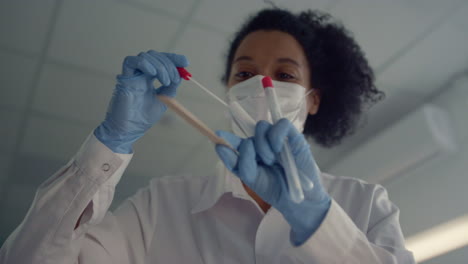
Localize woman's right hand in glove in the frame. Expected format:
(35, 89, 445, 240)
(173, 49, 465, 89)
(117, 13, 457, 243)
(94, 50, 189, 153)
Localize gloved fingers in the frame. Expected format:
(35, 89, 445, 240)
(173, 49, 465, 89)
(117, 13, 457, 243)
(146, 98, 169, 124)
(140, 52, 170, 86)
(237, 138, 257, 185)
(287, 130, 310, 158)
(214, 130, 244, 173)
(266, 118, 297, 153)
(155, 81, 178, 97)
(289, 134, 319, 194)
(267, 119, 317, 189)
(215, 130, 242, 149)
(122, 55, 156, 77)
(215, 144, 238, 172)
(160, 52, 190, 68)
(249, 166, 284, 206)
(149, 51, 181, 84)
(254, 120, 276, 165)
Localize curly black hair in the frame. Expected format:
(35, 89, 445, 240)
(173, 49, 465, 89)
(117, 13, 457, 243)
(222, 8, 385, 148)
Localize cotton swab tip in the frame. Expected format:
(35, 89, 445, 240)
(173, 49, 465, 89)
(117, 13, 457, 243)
(177, 67, 192, 80)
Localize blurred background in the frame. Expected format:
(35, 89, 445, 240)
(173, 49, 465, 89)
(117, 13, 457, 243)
(0, 0, 467, 262)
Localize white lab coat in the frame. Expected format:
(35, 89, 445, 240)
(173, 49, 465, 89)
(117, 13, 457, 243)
(0, 133, 415, 264)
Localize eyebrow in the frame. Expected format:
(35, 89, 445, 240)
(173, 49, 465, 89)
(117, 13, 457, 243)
(233, 56, 300, 67)
(277, 57, 300, 67)
(233, 56, 253, 63)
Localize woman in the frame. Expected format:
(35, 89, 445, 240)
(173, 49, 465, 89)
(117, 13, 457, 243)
(0, 8, 415, 263)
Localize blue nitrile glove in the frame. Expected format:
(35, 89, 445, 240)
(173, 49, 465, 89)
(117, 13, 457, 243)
(94, 50, 189, 153)
(215, 119, 331, 246)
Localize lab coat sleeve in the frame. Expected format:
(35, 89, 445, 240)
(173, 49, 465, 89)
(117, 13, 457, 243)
(286, 188, 415, 263)
(78, 183, 159, 264)
(0, 132, 133, 264)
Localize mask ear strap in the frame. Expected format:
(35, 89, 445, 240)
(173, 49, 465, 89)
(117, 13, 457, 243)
(304, 88, 315, 98)
(296, 88, 315, 108)
(289, 88, 315, 125)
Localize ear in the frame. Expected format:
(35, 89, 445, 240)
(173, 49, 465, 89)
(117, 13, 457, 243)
(307, 89, 321, 115)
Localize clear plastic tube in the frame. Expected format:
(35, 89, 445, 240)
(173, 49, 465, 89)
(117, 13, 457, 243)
(263, 77, 305, 203)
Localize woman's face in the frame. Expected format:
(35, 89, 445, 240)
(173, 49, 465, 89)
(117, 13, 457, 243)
(227, 30, 320, 115)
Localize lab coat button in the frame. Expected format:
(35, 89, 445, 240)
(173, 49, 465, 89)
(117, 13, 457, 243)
(102, 163, 110, 172)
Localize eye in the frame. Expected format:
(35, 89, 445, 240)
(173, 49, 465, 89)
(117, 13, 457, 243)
(277, 72, 295, 80)
(234, 71, 254, 80)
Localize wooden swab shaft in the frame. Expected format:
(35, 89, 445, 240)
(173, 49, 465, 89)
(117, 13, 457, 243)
(157, 95, 236, 152)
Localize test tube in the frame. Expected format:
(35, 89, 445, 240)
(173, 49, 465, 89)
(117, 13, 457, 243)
(262, 76, 305, 203)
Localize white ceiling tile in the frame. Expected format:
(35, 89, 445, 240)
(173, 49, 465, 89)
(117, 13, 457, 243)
(48, 0, 182, 75)
(193, 0, 334, 35)
(1, 183, 32, 208)
(126, 121, 204, 177)
(330, 0, 462, 69)
(7, 153, 68, 188)
(0, 51, 37, 109)
(193, 0, 266, 34)
(0, 198, 30, 243)
(33, 63, 114, 124)
(0, 153, 10, 174)
(448, 2, 468, 34)
(172, 25, 230, 100)
(0, 109, 22, 152)
(0, 0, 56, 54)
(271, 0, 336, 12)
(125, 0, 197, 18)
(2, 183, 36, 216)
(19, 115, 94, 161)
(378, 19, 468, 98)
(0, 154, 12, 194)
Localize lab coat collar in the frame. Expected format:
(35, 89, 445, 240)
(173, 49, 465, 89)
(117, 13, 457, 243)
(191, 162, 251, 214)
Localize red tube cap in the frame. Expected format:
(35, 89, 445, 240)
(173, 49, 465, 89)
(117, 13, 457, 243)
(262, 76, 274, 89)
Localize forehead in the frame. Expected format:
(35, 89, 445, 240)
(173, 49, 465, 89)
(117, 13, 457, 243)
(233, 30, 307, 64)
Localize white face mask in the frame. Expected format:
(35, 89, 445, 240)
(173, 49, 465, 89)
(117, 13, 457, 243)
(227, 75, 313, 137)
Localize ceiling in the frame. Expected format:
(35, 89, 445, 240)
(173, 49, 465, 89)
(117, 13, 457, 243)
(1, 0, 468, 251)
